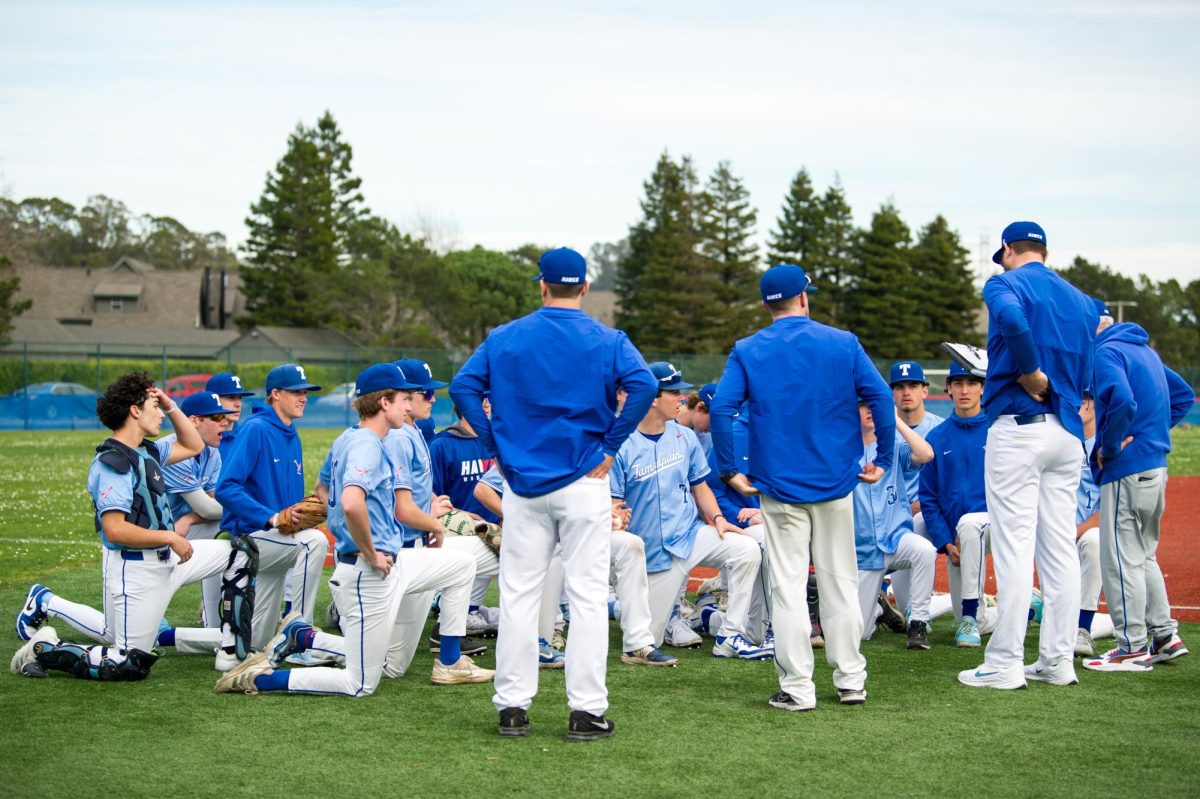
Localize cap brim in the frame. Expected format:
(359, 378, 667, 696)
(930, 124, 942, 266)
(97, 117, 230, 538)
(991, 247, 1003, 265)
(530, 275, 543, 281)
(279, 382, 322, 392)
(422, 380, 449, 390)
(221, 390, 256, 398)
(663, 381, 695, 391)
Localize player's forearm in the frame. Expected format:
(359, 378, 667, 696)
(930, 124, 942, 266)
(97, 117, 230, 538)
(181, 489, 223, 520)
(896, 417, 934, 464)
(341, 488, 377, 558)
(474, 483, 503, 517)
(165, 408, 204, 464)
(102, 513, 181, 548)
(691, 482, 724, 524)
(394, 491, 443, 535)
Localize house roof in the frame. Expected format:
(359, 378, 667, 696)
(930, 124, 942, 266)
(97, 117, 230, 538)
(92, 282, 143, 298)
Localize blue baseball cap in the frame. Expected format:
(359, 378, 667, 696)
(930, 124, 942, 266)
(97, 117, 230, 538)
(265, 363, 322, 393)
(532, 247, 587, 285)
(356, 363, 421, 397)
(394, 358, 449, 390)
(946, 361, 984, 383)
(760, 264, 818, 303)
(181, 391, 227, 417)
(206, 372, 255, 398)
(889, 361, 928, 387)
(992, 221, 1047, 264)
(648, 361, 694, 392)
(1093, 297, 1113, 318)
(698, 383, 717, 407)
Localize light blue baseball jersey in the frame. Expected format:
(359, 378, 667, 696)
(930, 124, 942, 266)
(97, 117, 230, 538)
(903, 412, 944, 503)
(694, 430, 712, 458)
(853, 436, 917, 571)
(158, 432, 222, 521)
(320, 425, 404, 557)
(479, 463, 506, 494)
(1076, 435, 1100, 526)
(611, 421, 711, 573)
(88, 438, 175, 550)
(385, 422, 434, 544)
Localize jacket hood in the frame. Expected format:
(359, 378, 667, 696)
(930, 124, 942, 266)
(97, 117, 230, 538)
(1097, 322, 1149, 347)
(436, 422, 476, 440)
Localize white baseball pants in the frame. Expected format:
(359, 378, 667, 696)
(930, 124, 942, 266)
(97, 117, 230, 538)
(609, 530, 655, 652)
(493, 475, 612, 716)
(983, 415, 1082, 671)
(761, 493, 865, 707)
(857, 531, 936, 639)
(184, 520, 222, 627)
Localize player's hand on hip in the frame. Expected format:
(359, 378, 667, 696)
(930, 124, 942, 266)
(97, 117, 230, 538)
(1017, 369, 1050, 402)
(587, 454, 615, 479)
(170, 534, 193, 564)
(944, 542, 961, 567)
(858, 463, 884, 484)
(372, 551, 393, 578)
(727, 473, 759, 496)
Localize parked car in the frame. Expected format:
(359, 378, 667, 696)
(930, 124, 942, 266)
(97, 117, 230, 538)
(161, 373, 214, 399)
(7, 381, 99, 398)
(317, 382, 356, 407)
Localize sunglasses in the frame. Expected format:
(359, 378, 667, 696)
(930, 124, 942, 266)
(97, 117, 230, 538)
(205, 414, 228, 423)
(418, 389, 436, 402)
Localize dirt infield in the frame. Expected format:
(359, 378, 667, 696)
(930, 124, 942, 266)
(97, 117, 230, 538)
(688, 475, 1200, 622)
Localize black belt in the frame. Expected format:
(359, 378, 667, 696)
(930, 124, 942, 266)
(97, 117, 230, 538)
(337, 550, 397, 565)
(120, 547, 171, 562)
(1015, 414, 1046, 425)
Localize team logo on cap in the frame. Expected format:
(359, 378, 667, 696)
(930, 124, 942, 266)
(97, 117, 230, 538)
(766, 293, 782, 301)
(561, 276, 580, 283)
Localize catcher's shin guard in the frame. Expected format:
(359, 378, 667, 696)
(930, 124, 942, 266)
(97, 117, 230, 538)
(36, 643, 158, 681)
(807, 570, 821, 624)
(221, 534, 259, 659)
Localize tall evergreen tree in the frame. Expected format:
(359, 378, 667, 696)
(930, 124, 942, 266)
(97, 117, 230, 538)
(809, 177, 856, 326)
(842, 202, 923, 358)
(700, 161, 761, 346)
(0, 254, 32, 342)
(910, 215, 979, 352)
(766, 168, 822, 268)
(241, 111, 367, 328)
(616, 152, 719, 353)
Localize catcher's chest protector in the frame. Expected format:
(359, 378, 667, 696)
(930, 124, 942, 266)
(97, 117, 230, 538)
(93, 437, 174, 533)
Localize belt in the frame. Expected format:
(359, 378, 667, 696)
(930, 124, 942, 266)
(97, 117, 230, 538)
(337, 550, 398, 565)
(1014, 414, 1046, 425)
(121, 547, 171, 562)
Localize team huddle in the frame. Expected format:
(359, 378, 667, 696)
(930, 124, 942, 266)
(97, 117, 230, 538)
(9, 222, 1195, 740)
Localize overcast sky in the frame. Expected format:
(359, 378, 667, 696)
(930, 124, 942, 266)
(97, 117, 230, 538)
(2, 1, 1198, 286)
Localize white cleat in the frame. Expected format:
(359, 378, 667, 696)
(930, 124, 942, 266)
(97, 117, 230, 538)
(1024, 659, 1079, 685)
(957, 663, 1027, 690)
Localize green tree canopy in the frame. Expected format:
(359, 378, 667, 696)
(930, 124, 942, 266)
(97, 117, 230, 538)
(0, 253, 32, 342)
(766, 168, 822, 268)
(910, 215, 980, 351)
(842, 202, 923, 358)
(700, 160, 761, 346)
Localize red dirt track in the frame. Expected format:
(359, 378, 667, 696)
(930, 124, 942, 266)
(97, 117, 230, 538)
(688, 475, 1200, 622)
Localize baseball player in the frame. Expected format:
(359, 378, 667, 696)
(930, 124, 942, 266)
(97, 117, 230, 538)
(959, 221, 1097, 690)
(213, 363, 493, 696)
(1074, 390, 1115, 656)
(213, 363, 330, 670)
(378, 358, 500, 677)
(853, 404, 937, 649)
(611, 362, 767, 660)
(451, 246, 658, 742)
(676, 384, 714, 457)
(206, 372, 256, 458)
(1083, 316, 1195, 671)
(711, 264, 895, 711)
(13, 373, 231, 681)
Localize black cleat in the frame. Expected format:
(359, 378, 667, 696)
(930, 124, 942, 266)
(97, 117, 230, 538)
(499, 706, 530, 738)
(768, 690, 814, 712)
(877, 591, 906, 633)
(566, 710, 615, 742)
(428, 624, 488, 656)
(906, 619, 930, 650)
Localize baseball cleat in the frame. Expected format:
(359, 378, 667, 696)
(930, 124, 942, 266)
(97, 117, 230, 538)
(465, 609, 499, 638)
(712, 633, 772, 660)
(956, 616, 982, 648)
(538, 637, 565, 669)
(695, 576, 724, 597)
(1029, 588, 1044, 624)
(906, 620, 931, 650)
(324, 599, 341, 630)
(957, 663, 1027, 690)
(1149, 633, 1188, 664)
(1083, 646, 1153, 672)
(768, 690, 815, 712)
(665, 614, 703, 648)
(285, 650, 339, 667)
(265, 610, 308, 667)
(214, 649, 241, 672)
(566, 710, 615, 742)
(431, 654, 495, 685)
(428, 624, 488, 656)
(15, 584, 52, 641)
(213, 651, 273, 694)
(810, 622, 825, 649)
(1024, 659, 1079, 685)
(1075, 628, 1095, 658)
(876, 591, 906, 633)
(499, 706, 530, 738)
(11, 626, 59, 676)
(551, 629, 566, 650)
(762, 627, 776, 657)
(840, 686, 868, 705)
(620, 644, 678, 667)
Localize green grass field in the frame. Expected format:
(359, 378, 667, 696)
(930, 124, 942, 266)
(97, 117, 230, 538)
(1, 427, 1198, 798)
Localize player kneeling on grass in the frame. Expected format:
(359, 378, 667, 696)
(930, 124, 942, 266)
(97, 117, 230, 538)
(612, 362, 768, 661)
(213, 363, 493, 696)
(12, 373, 232, 681)
(852, 403, 937, 650)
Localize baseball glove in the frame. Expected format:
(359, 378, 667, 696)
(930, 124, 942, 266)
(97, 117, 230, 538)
(439, 510, 478, 537)
(474, 521, 501, 554)
(277, 494, 327, 535)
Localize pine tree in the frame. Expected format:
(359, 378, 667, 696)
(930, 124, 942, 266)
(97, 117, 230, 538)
(809, 177, 856, 327)
(700, 161, 761, 347)
(842, 202, 923, 358)
(766, 168, 822, 268)
(0, 254, 32, 342)
(910, 215, 980, 353)
(241, 111, 368, 328)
